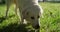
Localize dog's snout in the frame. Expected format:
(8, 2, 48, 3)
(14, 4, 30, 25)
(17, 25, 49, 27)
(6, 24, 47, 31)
(33, 24, 40, 29)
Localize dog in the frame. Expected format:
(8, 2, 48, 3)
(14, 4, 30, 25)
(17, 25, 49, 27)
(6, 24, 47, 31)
(5, 0, 43, 31)
(17, 0, 43, 30)
(5, 0, 18, 17)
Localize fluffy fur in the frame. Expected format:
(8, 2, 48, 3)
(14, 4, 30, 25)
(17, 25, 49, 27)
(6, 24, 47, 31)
(17, 0, 43, 28)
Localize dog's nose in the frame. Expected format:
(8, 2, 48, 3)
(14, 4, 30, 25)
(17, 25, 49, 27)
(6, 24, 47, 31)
(33, 24, 40, 29)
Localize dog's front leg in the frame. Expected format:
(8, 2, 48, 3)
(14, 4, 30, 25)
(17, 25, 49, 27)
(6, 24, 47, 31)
(14, 0, 18, 16)
(5, 0, 11, 18)
(20, 13, 24, 24)
(18, 8, 24, 24)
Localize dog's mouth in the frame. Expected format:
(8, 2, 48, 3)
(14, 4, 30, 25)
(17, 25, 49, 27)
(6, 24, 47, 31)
(33, 24, 40, 29)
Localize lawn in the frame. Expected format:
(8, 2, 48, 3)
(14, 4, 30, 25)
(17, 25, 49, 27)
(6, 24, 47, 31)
(0, 2, 60, 32)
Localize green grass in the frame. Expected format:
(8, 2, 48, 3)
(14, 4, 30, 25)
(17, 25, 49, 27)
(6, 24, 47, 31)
(0, 2, 60, 32)
(40, 2, 60, 32)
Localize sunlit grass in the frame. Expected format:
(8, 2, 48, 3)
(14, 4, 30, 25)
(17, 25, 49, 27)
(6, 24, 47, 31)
(39, 2, 60, 32)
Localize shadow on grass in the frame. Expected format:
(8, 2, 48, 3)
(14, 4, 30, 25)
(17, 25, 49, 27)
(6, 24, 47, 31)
(0, 23, 34, 32)
(0, 15, 15, 23)
(0, 15, 35, 32)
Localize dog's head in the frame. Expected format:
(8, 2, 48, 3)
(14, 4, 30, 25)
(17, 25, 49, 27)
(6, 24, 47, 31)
(24, 5, 43, 29)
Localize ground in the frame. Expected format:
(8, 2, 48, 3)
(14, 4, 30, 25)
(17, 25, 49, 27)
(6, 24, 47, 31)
(0, 2, 60, 32)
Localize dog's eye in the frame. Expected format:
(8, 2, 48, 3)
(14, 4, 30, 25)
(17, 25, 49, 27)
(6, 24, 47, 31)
(31, 17, 34, 19)
(38, 16, 40, 18)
